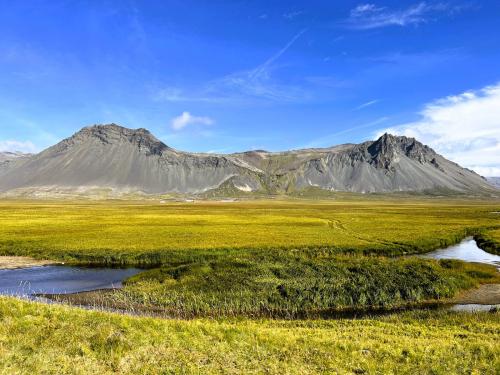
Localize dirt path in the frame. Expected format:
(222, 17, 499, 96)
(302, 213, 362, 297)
(0, 256, 56, 269)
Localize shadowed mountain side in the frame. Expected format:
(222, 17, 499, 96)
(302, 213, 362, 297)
(487, 177, 500, 189)
(0, 124, 496, 196)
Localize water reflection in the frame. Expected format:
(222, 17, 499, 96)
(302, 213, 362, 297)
(420, 237, 500, 269)
(0, 266, 140, 296)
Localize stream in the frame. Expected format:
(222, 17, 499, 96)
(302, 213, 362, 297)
(0, 237, 498, 313)
(0, 266, 140, 297)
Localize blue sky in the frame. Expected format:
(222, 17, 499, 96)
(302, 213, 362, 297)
(0, 1, 499, 175)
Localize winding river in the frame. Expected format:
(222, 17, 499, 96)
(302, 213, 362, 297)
(420, 237, 500, 269)
(0, 237, 498, 312)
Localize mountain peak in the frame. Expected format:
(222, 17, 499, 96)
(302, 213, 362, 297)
(369, 133, 436, 162)
(1, 125, 493, 195)
(78, 123, 154, 138)
(51, 124, 170, 156)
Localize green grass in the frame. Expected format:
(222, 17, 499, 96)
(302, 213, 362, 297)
(0, 199, 499, 265)
(2, 199, 499, 315)
(0, 297, 498, 374)
(475, 228, 500, 255)
(53, 256, 495, 318)
(1, 199, 499, 372)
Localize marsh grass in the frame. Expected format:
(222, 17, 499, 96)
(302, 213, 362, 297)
(475, 229, 500, 255)
(0, 296, 499, 374)
(1, 199, 499, 317)
(0, 199, 499, 266)
(43, 256, 499, 319)
(1, 199, 499, 373)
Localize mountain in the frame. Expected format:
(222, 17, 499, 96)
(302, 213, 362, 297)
(0, 151, 32, 176)
(0, 151, 31, 162)
(0, 124, 496, 196)
(487, 177, 500, 189)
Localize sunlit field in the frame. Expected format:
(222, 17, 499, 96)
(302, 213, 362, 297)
(1, 198, 499, 316)
(0, 199, 498, 265)
(1, 198, 499, 373)
(0, 297, 499, 374)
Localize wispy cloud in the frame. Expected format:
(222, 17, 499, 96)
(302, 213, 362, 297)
(345, 2, 463, 29)
(154, 88, 229, 104)
(300, 117, 389, 149)
(283, 10, 304, 20)
(355, 99, 380, 110)
(171, 111, 214, 131)
(0, 140, 38, 153)
(376, 82, 500, 177)
(206, 28, 308, 102)
(154, 29, 308, 104)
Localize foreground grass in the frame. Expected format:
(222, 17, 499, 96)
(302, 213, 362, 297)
(0, 199, 499, 265)
(0, 297, 498, 374)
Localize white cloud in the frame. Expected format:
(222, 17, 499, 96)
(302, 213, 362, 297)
(170, 112, 214, 131)
(346, 2, 460, 29)
(154, 29, 308, 104)
(355, 99, 380, 110)
(376, 83, 500, 177)
(0, 140, 37, 153)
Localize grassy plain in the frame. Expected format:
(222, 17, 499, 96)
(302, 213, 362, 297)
(0, 198, 499, 265)
(0, 297, 499, 374)
(1, 198, 499, 314)
(0, 198, 499, 373)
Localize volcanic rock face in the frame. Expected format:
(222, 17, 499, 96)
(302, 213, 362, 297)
(0, 124, 495, 195)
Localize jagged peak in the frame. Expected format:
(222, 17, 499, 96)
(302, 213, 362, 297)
(77, 123, 156, 139)
(370, 133, 436, 158)
(47, 123, 171, 156)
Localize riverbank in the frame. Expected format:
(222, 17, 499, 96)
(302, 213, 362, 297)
(2, 236, 499, 318)
(452, 284, 500, 305)
(31, 256, 499, 319)
(0, 256, 57, 269)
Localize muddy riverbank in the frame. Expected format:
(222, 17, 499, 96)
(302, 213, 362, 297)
(0, 256, 58, 270)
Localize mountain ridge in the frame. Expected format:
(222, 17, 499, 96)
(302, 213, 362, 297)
(0, 124, 496, 197)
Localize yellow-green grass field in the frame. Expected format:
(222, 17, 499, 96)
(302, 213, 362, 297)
(0, 297, 499, 374)
(1, 199, 499, 373)
(0, 199, 498, 264)
(1, 198, 499, 315)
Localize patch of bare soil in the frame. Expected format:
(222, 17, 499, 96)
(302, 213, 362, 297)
(0, 256, 56, 269)
(451, 284, 500, 304)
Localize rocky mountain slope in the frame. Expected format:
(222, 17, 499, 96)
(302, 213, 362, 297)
(0, 124, 496, 196)
(487, 177, 500, 189)
(0, 151, 32, 176)
(0, 151, 31, 162)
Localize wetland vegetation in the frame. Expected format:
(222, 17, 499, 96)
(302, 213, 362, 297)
(0, 198, 499, 265)
(0, 198, 499, 373)
(0, 297, 499, 374)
